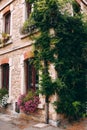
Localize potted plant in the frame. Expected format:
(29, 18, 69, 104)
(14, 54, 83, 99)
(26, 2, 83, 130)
(0, 88, 8, 108)
(17, 90, 40, 114)
(20, 17, 36, 35)
(1, 33, 10, 43)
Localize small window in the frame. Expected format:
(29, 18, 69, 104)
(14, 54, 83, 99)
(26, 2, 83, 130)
(1, 64, 9, 90)
(25, 59, 38, 92)
(26, 2, 31, 19)
(4, 11, 11, 34)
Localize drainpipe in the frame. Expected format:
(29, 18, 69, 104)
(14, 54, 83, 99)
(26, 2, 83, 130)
(44, 60, 49, 124)
(45, 96, 49, 124)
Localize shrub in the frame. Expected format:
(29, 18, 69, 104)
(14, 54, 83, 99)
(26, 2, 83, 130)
(53, 78, 86, 120)
(0, 88, 8, 107)
(17, 90, 40, 114)
(20, 17, 36, 34)
(0, 88, 8, 100)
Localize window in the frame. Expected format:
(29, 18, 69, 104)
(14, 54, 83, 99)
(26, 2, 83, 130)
(25, 59, 38, 92)
(26, 2, 31, 19)
(1, 64, 9, 90)
(4, 11, 11, 34)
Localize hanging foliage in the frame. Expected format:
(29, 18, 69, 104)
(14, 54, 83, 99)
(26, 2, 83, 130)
(26, 0, 87, 121)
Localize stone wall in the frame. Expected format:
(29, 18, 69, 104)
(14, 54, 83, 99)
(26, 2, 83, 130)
(0, 0, 35, 107)
(0, 0, 87, 125)
(0, 0, 62, 125)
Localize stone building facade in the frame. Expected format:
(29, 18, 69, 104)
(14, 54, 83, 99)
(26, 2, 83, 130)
(0, 0, 58, 125)
(0, 0, 87, 126)
(76, 0, 87, 12)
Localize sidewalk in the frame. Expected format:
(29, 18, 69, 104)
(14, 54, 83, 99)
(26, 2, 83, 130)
(0, 113, 87, 130)
(0, 113, 64, 130)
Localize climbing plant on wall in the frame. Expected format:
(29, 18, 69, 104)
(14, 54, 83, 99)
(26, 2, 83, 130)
(26, 0, 60, 124)
(54, 0, 87, 120)
(26, 0, 87, 121)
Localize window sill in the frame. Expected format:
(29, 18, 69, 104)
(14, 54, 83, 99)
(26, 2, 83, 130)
(20, 29, 39, 39)
(5, 38, 13, 45)
(0, 0, 14, 11)
(0, 38, 13, 48)
(7, 97, 12, 104)
(38, 103, 44, 109)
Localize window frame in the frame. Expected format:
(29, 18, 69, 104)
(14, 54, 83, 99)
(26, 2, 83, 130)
(4, 11, 11, 34)
(26, 1, 32, 19)
(25, 58, 39, 92)
(1, 64, 9, 90)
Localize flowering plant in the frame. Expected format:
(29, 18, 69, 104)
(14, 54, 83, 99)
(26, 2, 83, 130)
(0, 88, 8, 107)
(0, 94, 9, 107)
(17, 90, 40, 114)
(1, 33, 10, 43)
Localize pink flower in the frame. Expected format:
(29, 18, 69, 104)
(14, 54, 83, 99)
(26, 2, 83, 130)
(17, 93, 40, 114)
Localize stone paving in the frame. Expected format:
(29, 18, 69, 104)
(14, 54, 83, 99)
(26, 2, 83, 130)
(0, 113, 87, 130)
(0, 114, 64, 130)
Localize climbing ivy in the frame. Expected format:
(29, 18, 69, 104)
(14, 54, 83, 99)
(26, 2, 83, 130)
(26, 0, 87, 121)
(26, 0, 60, 124)
(54, 2, 87, 120)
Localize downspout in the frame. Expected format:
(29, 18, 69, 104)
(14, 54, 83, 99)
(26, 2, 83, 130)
(44, 60, 49, 124)
(45, 95, 49, 124)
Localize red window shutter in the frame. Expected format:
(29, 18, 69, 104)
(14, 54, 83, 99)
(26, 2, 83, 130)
(32, 65, 36, 91)
(2, 66, 4, 88)
(6, 65, 9, 90)
(25, 59, 38, 92)
(2, 64, 9, 90)
(25, 61, 28, 92)
(25, 60, 32, 92)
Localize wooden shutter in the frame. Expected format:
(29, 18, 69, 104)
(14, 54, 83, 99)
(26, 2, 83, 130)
(32, 65, 36, 90)
(26, 60, 32, 92)
(25, 61, 28, 92)
(25, 59, 37, 92)
(2, 64, 9, 90)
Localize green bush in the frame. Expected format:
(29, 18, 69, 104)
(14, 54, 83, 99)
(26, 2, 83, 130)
(23, 90, 35, 102)
(0, 88, 8, 100)
(17, 90, 40, 113)
(26, 0, 87, 121)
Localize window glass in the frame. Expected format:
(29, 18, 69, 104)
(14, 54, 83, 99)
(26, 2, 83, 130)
(26, 2, 31, 19)
(25, 59, 38, 92)
(1, 64, 9, 90)
(4, 12, 11, 34)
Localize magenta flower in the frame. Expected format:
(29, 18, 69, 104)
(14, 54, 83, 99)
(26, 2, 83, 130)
(17, 92, 40, 114)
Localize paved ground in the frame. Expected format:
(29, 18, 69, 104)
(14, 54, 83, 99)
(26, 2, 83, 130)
(0, 120, 20, 130)
(0, 113, 87, 130)
(0, 114, 63, 130)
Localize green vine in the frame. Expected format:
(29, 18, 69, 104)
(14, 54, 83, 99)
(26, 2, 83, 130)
(26, 0, 87, 121)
